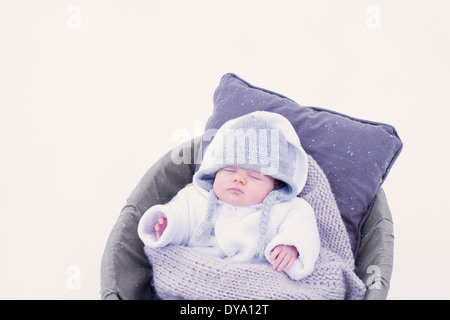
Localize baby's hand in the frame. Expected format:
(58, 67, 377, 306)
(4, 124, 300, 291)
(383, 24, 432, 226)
(154, 216, 167, 240)
(269, 244, 299, 272)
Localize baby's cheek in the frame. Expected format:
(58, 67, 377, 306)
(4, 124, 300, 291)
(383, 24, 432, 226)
(253, 187, 274, 204)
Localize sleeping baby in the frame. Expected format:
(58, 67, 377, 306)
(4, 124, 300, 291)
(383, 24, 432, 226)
(138, 111, 320, 280)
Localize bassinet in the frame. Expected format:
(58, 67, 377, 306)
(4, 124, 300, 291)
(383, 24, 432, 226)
(100, 136, 394, 300)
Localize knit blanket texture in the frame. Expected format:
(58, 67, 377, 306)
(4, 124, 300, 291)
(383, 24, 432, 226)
(144, 156, 366, 299)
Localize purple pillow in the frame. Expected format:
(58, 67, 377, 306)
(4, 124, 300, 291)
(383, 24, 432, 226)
(196, 73, 403, 255)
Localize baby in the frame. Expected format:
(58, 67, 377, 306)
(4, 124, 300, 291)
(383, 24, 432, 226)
(138, 111, 320, 280)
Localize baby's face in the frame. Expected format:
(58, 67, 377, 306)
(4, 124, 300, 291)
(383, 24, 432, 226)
(213, 166, 276, 207)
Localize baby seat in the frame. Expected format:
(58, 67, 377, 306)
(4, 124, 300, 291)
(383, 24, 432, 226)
(100, 137, 394, 300)
(100, 73, 401, 300)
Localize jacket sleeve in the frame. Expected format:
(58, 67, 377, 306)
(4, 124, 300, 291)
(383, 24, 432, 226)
(264, 198, 320, 280)
(137, 184, 195, 248)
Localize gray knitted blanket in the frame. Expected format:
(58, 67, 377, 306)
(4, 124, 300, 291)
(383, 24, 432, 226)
(144, 156, 366, 300)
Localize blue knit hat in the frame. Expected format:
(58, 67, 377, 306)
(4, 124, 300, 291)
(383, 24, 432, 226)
(193, 111, 309, 256)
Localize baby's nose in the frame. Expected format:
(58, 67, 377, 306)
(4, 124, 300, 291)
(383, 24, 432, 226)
(232, 175, 246, 185)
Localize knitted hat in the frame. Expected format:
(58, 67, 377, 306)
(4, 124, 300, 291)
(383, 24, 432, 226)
(193, 111, 309, 256)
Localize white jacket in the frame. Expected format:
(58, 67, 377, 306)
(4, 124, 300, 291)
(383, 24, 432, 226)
(138, 182, 320, 280)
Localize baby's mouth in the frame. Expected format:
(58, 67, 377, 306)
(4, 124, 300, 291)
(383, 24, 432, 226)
(228, 187, 244, 194)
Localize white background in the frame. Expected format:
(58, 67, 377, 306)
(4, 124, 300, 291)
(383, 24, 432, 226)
(0, 0, 449, 299)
